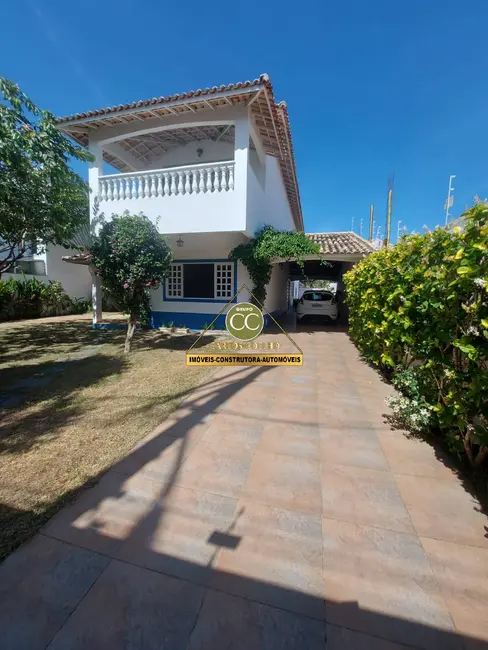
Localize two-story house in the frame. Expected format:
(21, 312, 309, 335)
(55, 74, 303, 330)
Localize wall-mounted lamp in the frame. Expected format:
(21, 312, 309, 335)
(197, 147, 203, 158)
(279, 262, 284, 270)
(176, 236, 184, 248)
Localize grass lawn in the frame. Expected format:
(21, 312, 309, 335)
(0, 317, 216, 561)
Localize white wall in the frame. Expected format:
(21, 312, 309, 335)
(246, 155, 295, 236)
(45, 245, 92, 299)
(147, 139, 233, 169)
(3, 245, 91, 299)
(98, 184, 243, 235)
(246, 157, 265, 237)
(150, 232, 249, 315)
(264, 263, 289, 314)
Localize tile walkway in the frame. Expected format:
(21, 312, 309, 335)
(0, 331, 487, 649)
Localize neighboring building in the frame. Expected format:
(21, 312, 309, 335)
(55, 74, 302, 329)
(2, 243, 92, 300)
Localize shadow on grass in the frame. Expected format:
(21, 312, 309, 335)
(0, 354, 127, 454)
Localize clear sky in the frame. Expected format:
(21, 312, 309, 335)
(2, 0, 487, 239)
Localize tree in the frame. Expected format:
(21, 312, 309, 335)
(0, 78, 92, 275)
(230, 226, 324, 304)
(89, 213, 173, 353)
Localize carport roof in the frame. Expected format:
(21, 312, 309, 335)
(305, 232, 374, 256)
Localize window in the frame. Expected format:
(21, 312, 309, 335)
(166, 262, 234, 300)
(215, 263, 233, 299)
(184, 263, 214, 299)
(302, 291, 333, 302)
(13, 260, 46, 276)
(167, 263, 183, 297)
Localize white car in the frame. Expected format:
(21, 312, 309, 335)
(296, 289, 339, 323)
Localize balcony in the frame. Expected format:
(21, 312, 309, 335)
(97, 160, 239, 235)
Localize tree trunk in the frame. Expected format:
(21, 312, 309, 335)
(124, 315, 137, 354)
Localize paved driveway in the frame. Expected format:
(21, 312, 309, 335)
(0, 331, 487, 649)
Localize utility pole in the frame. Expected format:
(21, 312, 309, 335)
(397, 220, 402, 242)
(384, 175, 394, 247)
(369, 204, 374, 241)
(444, 175, 456, 225)
(351, 216, 355, 232)
(359, 218, 363, 237)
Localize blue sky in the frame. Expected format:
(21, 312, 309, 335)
(2, 0, 487, 239)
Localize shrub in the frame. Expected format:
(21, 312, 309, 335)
(344, 204, 488, 468)
(0, 277, 90, 321)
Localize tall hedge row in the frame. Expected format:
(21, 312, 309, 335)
(344, 204, 488, 468)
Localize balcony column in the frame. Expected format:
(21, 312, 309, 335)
(89, 267, 102, 326)
(88, 140, 103, 219)
(234, 118, 249, 229)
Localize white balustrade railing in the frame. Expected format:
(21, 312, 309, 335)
(98, 161, 235, 201)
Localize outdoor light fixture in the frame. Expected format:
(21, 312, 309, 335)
(176, 236, 184, 248)
(197, 148, 203, 158)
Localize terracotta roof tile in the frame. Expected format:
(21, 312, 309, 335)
(305, 232, 374, 255)
(54, 75, 269, 124)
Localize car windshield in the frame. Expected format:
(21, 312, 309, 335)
(303, 291, 333, 302)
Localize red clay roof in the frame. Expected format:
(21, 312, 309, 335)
(306, 232, 375, 255)
(55, 76, 269, 123)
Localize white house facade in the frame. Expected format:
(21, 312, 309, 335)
(56, 74, 302, 329)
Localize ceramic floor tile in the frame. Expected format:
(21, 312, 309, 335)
(322, 517, 460, 650)
(258, 422, 320, 460)
(175, 439, 255, 498)
(321, 463, 415, 533)
(187, 589, 326, 650)
(43, 471, 161, 556)
(378, 433, 458, 481)
(213, 501, 325, 619)
(47, 560, 205, 650)
(326, 624, 418, 650)
(421, 537, 488, 649)
(243, 450, 322, 514)
(0, 535, 108, 650)
(395, 474, 488, 548)
(118, 485, 238, 584)
(320, 425, 389, 471)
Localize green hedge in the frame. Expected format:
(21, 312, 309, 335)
(344, 204, 488, 469)
(0, 277, 90, 321)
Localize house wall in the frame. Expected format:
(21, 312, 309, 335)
(45, 245, 92, 299)
(246, 155, 295, 235)
(147, 139, 233, 169)
(246, 153, 265, 238)
(265, 263, 289, 314)
(3, 245, 91, 299)
(97, 186, 241, 235)
(149, 232, 250, 330)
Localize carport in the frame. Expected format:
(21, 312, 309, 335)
(276, 232, 375, 327)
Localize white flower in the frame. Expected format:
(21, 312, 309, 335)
(474, 278, 486, 288)
(468, 325, 479, 336)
